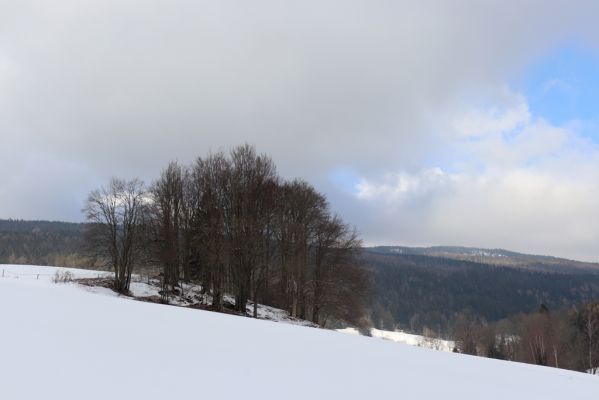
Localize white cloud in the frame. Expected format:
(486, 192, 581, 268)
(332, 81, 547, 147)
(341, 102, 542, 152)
(542, 78, 574, 96)
(356, 168, 456, 202)
(452, 88, 531, 138)
(354, 89, 599, 261)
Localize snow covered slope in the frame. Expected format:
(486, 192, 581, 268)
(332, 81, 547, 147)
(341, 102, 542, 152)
(1, 264, 598, 399)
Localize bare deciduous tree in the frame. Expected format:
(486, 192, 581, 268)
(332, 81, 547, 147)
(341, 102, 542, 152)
(577, 303, 599, 374)
(83, 178, 147, 294)
(151, 162, 184, 300)
(225, 144, 278, 313)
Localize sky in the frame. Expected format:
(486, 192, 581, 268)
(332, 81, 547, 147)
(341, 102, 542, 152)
(2, 1, 599, 261)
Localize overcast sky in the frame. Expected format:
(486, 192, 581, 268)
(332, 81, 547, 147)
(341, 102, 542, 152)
(2, 1, 599, 260)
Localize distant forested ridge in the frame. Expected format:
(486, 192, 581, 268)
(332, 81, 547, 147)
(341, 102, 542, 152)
(0, 219, 90, 267)
(365, 248, 599, 335)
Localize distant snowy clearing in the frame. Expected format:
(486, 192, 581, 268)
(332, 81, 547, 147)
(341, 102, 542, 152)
(337, 327, 455, 352)
(1, 264, 598, 399)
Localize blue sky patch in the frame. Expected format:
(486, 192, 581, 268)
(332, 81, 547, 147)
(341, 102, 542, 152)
(515, 46, 599, 141)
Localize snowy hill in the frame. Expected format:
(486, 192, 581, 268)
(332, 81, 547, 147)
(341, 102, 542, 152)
(1, 264, 598, 399)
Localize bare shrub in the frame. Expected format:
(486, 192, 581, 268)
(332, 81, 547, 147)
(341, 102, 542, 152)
(53, 270, 73, 284)
(418, 327, 444, 351)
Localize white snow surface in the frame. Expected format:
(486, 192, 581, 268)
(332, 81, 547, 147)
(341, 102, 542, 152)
(337, 327, 455, 352)
(1, 264, 598, 399)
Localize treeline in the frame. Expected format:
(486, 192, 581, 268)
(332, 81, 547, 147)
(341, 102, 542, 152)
(452, 302, 599, 374)
(0, 219, 89, 267)
(364, 251, 599, 335)
(84, 144, 368, 327)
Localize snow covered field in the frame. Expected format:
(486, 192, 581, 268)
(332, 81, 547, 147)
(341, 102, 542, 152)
(1, 264, 598, 399)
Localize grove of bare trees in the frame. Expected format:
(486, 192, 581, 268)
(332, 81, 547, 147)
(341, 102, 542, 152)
(84, 145, 369, 327)
(451, 302, 599, 374)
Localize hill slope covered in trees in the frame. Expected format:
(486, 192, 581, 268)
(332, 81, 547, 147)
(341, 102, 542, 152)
(364, 249, 599, 334)
(0, 219, 87, 267)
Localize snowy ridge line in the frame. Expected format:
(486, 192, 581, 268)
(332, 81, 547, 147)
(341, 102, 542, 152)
(0, 265, 110, 279)
(0, 271, 107, 277)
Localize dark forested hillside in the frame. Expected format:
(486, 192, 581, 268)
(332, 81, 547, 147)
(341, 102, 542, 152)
(364, 250, 599, 336)
(0, 219, 89, 267)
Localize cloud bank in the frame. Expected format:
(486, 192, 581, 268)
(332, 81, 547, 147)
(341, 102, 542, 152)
(2, 1, 599, 260)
